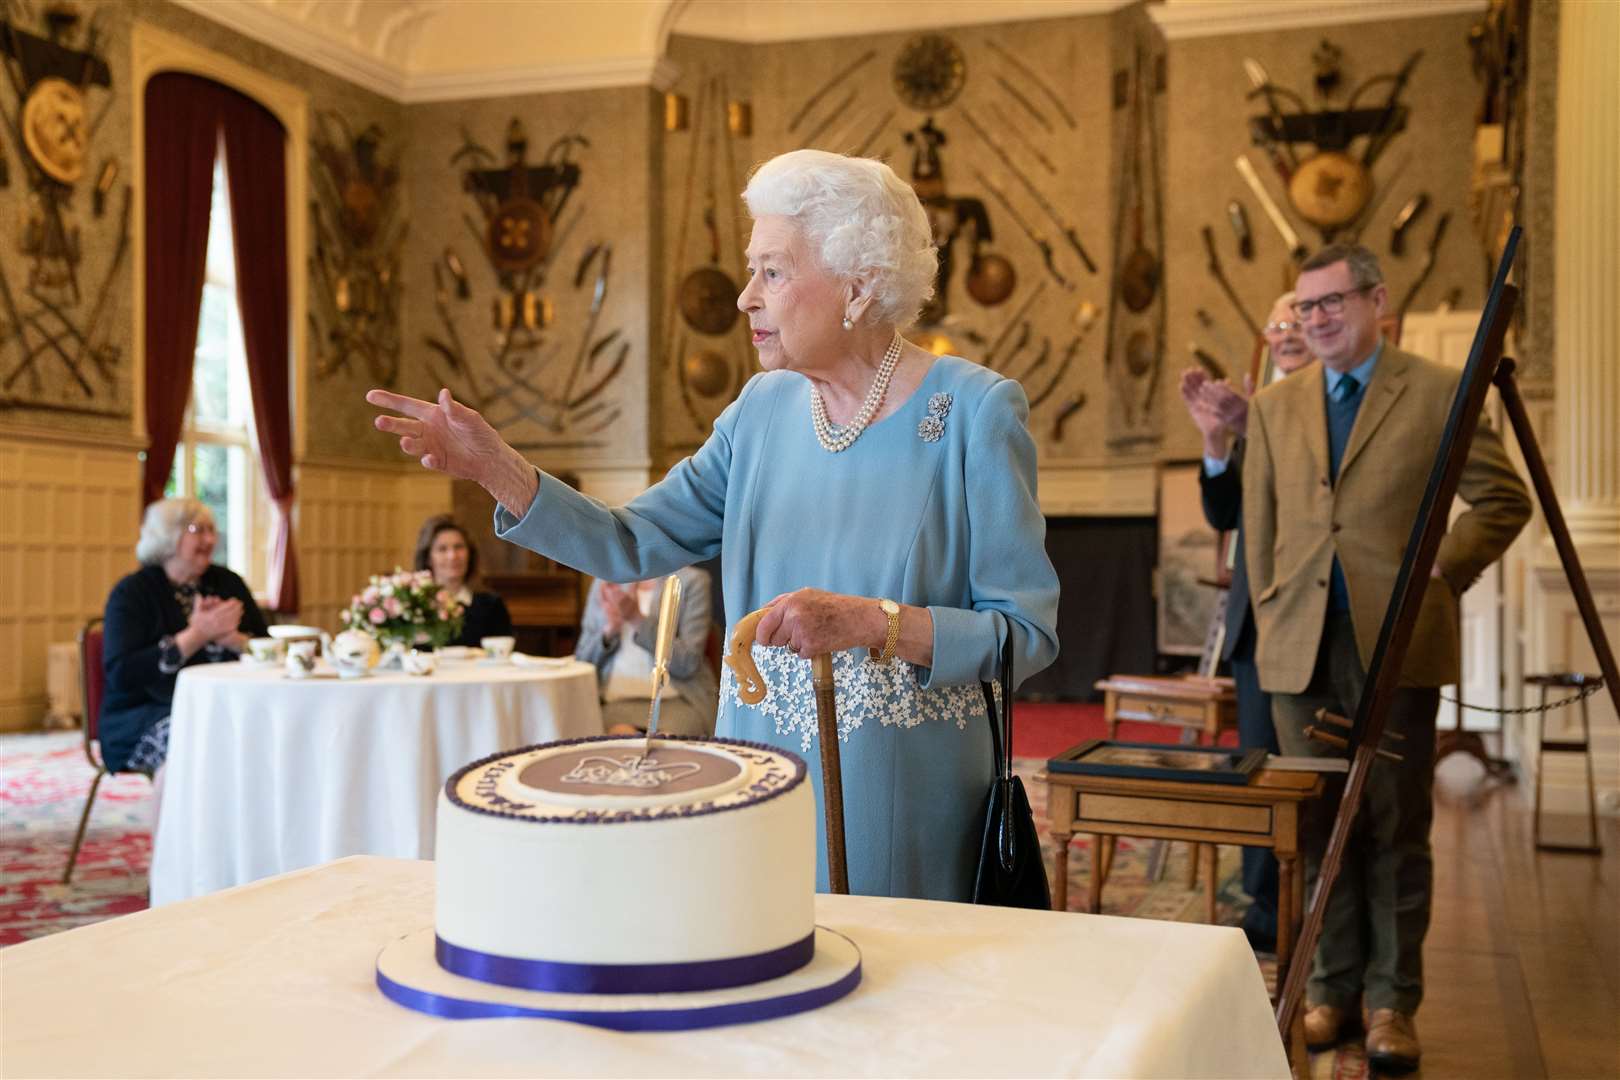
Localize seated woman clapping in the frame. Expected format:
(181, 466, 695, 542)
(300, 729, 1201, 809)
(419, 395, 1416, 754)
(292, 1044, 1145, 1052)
(101, 498, 268, 776)
(413, 515, 512, 648)
(577, 566, 718, 737)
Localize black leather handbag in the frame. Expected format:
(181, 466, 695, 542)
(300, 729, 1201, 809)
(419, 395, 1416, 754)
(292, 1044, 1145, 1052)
(971, 634, 1052, 910)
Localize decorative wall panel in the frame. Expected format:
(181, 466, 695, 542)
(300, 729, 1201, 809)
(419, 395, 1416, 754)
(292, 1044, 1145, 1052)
(0, 432, 141, 730)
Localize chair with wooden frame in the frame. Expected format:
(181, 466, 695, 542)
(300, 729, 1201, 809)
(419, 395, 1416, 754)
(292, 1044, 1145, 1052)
(62, 616, 150, 884)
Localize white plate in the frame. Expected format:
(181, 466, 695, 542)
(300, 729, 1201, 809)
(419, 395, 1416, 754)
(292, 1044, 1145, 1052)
(268, 624, 324, 640)
(436, 646, 485, 662)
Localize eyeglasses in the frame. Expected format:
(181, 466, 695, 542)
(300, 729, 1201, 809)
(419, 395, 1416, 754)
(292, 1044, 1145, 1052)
(1263, 320, 1301, 335)
(185, 522, 217, 536)
(1292, 285, 1373, 319)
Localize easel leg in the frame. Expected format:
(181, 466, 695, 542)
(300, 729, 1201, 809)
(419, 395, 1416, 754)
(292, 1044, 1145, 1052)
(1497, 360, 1620, 737)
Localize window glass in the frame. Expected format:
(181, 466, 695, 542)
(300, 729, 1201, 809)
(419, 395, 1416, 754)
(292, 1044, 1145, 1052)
(171, 144, 260, 581)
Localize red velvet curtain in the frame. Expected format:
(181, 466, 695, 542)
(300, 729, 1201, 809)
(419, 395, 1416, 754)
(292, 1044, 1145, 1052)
(142, 74, 298, 613)
(141, 74, 220, 506)
(220, 95, 298, 614)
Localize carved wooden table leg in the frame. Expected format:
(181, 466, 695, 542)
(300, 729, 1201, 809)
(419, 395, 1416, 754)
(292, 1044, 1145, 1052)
(1051, 830, 1071, 911)
(1088, 834, 1106, 913)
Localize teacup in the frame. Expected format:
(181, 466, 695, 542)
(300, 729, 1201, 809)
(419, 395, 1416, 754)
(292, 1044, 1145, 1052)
(403, 649, 438, 677)
(285, 639, 319, 678)
(247, 637, 284, 665)
(481, 635, 516, 662)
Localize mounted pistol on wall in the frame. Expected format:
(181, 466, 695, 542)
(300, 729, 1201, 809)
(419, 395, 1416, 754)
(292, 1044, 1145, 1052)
(309, 111, 405, 386)
(0, 3, 128, 416)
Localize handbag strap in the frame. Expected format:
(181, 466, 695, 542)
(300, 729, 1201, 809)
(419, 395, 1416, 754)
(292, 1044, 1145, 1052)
(981, 633, 1016, 782)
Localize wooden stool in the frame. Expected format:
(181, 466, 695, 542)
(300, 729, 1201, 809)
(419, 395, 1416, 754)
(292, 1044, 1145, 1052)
(1526, 672, 1604, 854)
(1094, 674, 1241, 887)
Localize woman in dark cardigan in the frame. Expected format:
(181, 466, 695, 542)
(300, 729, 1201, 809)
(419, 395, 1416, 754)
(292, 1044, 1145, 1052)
(413, 515, 512, 648)
(101, 498, 268, 775)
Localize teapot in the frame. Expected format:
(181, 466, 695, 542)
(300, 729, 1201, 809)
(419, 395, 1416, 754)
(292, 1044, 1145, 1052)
(330, 629, 381, 679)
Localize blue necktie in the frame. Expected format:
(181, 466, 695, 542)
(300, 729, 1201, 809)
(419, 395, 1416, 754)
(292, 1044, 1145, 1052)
(1326, 374, 1362, 612)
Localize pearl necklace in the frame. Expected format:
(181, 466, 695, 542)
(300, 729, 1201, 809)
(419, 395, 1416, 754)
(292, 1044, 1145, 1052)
(809, 333, 903, 453)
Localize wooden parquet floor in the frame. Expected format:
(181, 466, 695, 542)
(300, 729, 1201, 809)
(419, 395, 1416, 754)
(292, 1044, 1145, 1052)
(1332, 755, 1620, 1078)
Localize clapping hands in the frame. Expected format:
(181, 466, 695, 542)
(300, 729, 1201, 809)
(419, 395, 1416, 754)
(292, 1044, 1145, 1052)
(190, 595, 245, 648)
(599, 582, 642, 635)
(1179, 368, 1254, 450)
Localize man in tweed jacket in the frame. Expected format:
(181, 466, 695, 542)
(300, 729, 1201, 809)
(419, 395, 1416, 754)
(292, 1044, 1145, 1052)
(1243, 245, 1529, 1070)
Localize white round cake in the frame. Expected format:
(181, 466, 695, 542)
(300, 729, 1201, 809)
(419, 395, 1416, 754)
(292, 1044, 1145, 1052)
(435, 734, 814, 985)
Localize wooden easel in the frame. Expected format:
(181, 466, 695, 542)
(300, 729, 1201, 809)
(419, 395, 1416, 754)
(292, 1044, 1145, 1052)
(1275, 228, 1620, 1050)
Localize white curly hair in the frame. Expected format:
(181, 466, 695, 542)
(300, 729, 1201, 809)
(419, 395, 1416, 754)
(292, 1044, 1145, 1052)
(742, 149, 938, 329)
(136, 497, 212, 566)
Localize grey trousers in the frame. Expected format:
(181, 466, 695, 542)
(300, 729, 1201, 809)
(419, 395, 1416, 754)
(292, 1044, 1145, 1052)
(1272, 613, 1439, 1015)
(600, 696, 714, 738)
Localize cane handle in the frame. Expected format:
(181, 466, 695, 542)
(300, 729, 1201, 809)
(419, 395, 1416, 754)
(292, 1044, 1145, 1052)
(724, 607, 770, 704)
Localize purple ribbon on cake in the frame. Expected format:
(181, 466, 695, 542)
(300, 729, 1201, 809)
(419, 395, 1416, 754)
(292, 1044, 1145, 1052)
(435, 931, 816, 994)
(376, 963, 863, 1031)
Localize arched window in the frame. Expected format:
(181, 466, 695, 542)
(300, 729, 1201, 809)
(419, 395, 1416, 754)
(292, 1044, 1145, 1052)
(143, 71, 298, 612)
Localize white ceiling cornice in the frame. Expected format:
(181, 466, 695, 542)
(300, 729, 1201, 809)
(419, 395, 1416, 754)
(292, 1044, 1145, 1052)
(1148, 0, 1488, 41)
(401, 56, 682, 104)
(171, 0, 413, 100)
(172, 0, 678, 103)
(665, 0, 1135, 44)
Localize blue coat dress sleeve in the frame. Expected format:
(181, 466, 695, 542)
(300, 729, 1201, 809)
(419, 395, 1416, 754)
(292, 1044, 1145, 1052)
(923, 377, 1060, 690)
(493, 379, 756, 581)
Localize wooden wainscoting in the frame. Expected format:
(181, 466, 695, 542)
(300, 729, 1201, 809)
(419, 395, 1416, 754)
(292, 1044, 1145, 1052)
(295, 460, 451, 632)
(0, 431, 143, 731)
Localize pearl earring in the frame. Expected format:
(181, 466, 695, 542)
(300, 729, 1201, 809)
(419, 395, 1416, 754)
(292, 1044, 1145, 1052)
(841, 317, 854, 331)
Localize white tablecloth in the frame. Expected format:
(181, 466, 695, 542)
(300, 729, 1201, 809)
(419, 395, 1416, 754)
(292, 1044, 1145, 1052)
(148, 659, 601, 906)
(2, 857, 1288, 1078)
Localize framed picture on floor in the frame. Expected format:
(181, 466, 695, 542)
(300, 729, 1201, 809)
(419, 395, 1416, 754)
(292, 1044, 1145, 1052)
(1156, 461, 1220, 656)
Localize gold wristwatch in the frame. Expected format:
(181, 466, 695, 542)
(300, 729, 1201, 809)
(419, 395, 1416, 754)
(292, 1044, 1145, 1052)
(872, 598, 901, 664)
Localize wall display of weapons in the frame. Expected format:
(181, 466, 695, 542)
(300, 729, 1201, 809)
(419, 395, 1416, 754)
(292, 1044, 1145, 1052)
(1164, 13, 1487, 460)
(309, 110, 405, 387)
(419, 116, 627, 450)
(661, 68, 755, 446)
(664, 13, 1117, 463)
(0, 0, 129, 419)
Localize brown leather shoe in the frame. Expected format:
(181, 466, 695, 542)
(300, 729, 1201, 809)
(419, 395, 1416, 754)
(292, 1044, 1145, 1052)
(1365, 1009, 1421, 1072)
(1303, 1002, 1353, 1051)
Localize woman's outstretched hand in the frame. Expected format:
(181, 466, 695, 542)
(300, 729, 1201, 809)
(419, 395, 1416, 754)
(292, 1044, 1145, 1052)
(366, 388, 539, 515)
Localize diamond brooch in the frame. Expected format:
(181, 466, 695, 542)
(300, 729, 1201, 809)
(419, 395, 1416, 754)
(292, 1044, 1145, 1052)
(918, 392, 952, 442)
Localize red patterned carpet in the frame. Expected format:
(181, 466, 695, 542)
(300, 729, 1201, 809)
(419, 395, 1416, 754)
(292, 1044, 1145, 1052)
(0, 733, 153, 945)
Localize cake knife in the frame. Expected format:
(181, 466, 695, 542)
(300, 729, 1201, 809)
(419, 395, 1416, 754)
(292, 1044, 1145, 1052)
(642, 574, 684, 759)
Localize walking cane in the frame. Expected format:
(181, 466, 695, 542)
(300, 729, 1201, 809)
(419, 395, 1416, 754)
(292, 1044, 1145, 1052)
(725, 607, 849, 894)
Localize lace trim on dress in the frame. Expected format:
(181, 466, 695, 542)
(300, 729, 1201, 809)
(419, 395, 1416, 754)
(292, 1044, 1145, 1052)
(721, 643, 990, 752)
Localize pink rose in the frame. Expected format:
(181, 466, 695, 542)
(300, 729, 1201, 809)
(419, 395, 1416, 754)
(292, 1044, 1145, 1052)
(385, 597, 403, 617)
(369, 607, 387, 625)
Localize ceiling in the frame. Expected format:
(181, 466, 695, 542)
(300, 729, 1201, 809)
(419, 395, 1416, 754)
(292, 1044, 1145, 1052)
(172, 0, 1484, 103)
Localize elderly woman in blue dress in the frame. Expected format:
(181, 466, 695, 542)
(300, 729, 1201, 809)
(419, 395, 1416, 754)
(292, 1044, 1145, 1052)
(369, 150, 1059, 901)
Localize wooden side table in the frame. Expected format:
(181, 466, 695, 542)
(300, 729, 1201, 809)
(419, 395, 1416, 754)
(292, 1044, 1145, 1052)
(1094, 674, 1242, 889)
(1041, 766, 1325, 988)
(1095, 674, 1239, 744)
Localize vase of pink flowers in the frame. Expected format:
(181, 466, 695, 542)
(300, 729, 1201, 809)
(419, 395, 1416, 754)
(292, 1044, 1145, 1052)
(341, 569, 464, 666)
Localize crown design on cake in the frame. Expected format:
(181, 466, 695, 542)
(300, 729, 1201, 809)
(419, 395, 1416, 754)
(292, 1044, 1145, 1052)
(559, 754, 704, 789)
